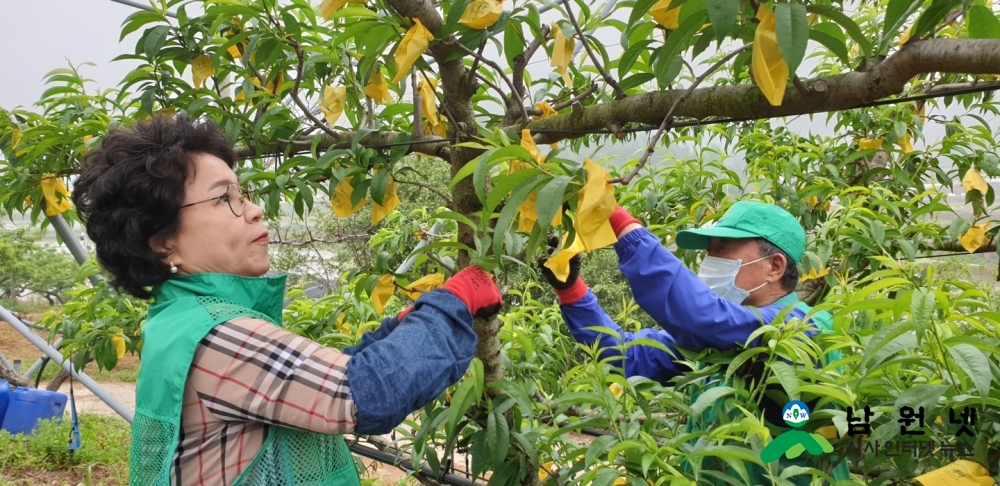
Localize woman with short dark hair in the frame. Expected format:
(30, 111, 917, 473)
(73, 115, 502, 486)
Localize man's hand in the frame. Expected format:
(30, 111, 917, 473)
(536, 235, 582, 290)
(440, 266, 504, 319)
(536, 235, 589, 304)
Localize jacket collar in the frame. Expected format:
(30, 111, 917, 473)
(770, 291, 802, 308)
(150, 272, 287, 323)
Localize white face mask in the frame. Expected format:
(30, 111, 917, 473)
(697, 255, 768, 304)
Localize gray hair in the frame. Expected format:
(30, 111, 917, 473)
(756, 239, 799, 292)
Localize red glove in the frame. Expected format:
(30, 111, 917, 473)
(396, 306, 413, 322)
(555, 278, 589, 304)
(441, 266, 503, 319)
(608, 205, 641, 236)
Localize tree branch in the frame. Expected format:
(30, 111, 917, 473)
(396, 178, 453, 206)
(448, 40, 530, 125)
(526, 38, 1000, 144)
(551, 81, 599, 111)
(512, 25, 549, 101)
(612, 45, 749, 184)
(383, 0, 443, 33)
(233, 131, 450, 160)
(560, 0, 625, 99)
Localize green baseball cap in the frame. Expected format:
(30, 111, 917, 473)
(676, 201, 806, 262)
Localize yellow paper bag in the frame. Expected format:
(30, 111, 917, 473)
(402, 273, 445, 300)
(962, 168, 989, 194)
(418, 74, 443, 134)
(550, 22, 575, 86)
(914, 460, 995, 486)
(320, 0, 364, 19)
(459, 0, 503, 29)
(392, 18, 434, 84)
(751, 4, 789, 107)
(520, 128, 544, 164)
(320, 86, 347, 126)
(959, 224, 990, 253)
(364, 68, 393, 104)
(111, 332, 127, 359)
(574, 158, 618, 251)
(11, 128, 21, 150)
(40, 174, 73, 216)
(331, 176, 365, 217)
(651, 0, 681, 30)
(533, 101, 557, 120)
(543, 234, 584, 282)
(192, 54, 214, 89)
(371, 274, 395, 313)
(858, 137, 883, 150)
(898, 133, 913, 153)
(371, 175, 400, 225)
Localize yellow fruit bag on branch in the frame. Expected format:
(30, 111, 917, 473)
(402, 273, 445, 300)
(574, 158, 618, 251)
(392, 18, 434, 84)
(40, 174, 73, 216)
(751, 4, 789, 107)
(331, 176, 365, 217)
(371, 274, 395, 313)
(460, 0, 503, 29)
(371, 175, 400, 225)
(550, 22, 575, 86)
(364, 68, 392, 104)
(321, 86, 347, 126)
(651, 0, 681, 29)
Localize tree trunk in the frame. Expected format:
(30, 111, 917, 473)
(0, 358, 30, 387)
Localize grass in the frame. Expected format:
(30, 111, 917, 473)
(0, 414, 130, 485)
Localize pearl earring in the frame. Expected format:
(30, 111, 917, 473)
(170, 262, 178, 274)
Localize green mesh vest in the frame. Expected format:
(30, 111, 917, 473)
(130, 273, 361, 486)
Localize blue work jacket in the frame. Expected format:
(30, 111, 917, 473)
(559, 228, 823, 383)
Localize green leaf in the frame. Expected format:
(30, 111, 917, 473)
(769, 362, 801, 401)
(806, 6, 871, 58)
(487, 409, 510, 466)
(893, 384, 948, 420)
(448, 378, 480, 433)
(442, 0, 473, 36)
(143, 25, 172, 59)
(369, 169, 390, 205)
(706, 0, 739, 42)
(774, 3, 809, 76)
(947, 344, 992, 401)
(658, 9, 708, 81)
(504, 22, 526, 69)
(861, 320, 915, 370)
(485, 169, 543, 214)
(912, 0, 961, 39)
(883, 0, 923, 45)
(533, 175, 571, 234)
(910, 288, 934, 345)
(691, 386, 735, 416)
(809, 23, 851, 65)
(968, 5, 1000, 38)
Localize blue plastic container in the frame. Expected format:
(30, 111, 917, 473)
(1, 387, 67, 435)
(0, 380, 10, 426)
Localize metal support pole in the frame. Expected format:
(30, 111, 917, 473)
(48, 214, 101, 286)
(0, 305, 134, 423)
(24, 337, 62, 379)
(395, 221, 445, 274)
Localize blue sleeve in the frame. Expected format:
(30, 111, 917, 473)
(614, 228, 809, 351)
(346, 289, 477, 435)
(560, 290, 684, 383)
(341, 316, 399, 356)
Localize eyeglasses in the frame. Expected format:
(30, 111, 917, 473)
(179, 183, 255, 217)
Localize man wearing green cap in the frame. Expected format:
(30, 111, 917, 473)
(537, 200, 848, 484)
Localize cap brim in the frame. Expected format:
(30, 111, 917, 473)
(675, 226, 763, 250)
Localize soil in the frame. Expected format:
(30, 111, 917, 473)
(3, 465, 121, 486)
